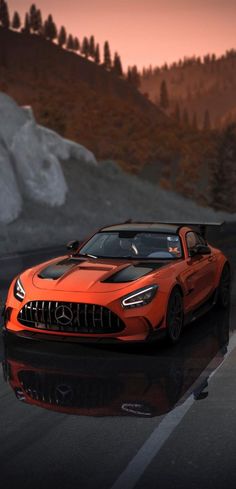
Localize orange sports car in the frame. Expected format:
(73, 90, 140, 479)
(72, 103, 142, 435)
(3, 221, 230, 344)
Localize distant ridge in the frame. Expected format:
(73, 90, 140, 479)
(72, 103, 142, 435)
(0, 27, 167, 123)
(0, 26, 221, 210)
(141, 50, 236, 129)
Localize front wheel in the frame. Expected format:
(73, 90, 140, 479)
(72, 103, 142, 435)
(166, 288, 184, 344)
(218, 263, 231, 308)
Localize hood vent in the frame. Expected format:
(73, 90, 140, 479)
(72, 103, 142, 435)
(103, 262, 169, 283)
(38, 259, 79, 280)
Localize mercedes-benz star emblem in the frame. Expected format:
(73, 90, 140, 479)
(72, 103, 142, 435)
(55, 384, 74, 404)
(55, 305, 73, 326)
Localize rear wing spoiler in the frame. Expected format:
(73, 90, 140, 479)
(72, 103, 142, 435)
(125, 220, 224, 238)
(157, 221, 224, 238)
(156, 221, 225, 238)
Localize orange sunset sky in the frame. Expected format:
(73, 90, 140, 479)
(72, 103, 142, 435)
(8, 0, 236, 69)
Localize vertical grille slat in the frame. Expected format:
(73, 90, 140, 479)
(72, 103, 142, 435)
(92, 305, 96, 328)
(17, 301, 124, 334)
(108, 310, 112, 328)
(35, 301, 39, 323)
(77, 303, 81, 328)
(48, 301, 52, 325)
(84, 304, 88, 329)
(100, 306, 104, 329)
(29, 302, 33, 322)
(41, 301, 45, 323)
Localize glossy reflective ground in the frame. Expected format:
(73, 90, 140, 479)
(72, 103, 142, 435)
(2, 305, 232, 418)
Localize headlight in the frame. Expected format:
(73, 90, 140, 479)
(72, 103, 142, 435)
(121, 285, 158, 309)
(14, 277, 25, 302)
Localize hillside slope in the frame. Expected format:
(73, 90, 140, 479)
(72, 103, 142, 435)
(1, 157, 235, 255)
(141, 51, 236, 128)
(0, 27, 170, 173)
(0, 27, 221, 208)
(0, 92, 234, 254)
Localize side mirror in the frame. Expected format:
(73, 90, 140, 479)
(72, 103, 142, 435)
(66, 240, 80, 253)
(189, 244, 211, 257)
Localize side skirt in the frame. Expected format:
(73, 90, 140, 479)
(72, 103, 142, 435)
(184, 289, 218, 326)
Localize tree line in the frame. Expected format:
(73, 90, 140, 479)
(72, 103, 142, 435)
(0, 0, 211, 126)
(0, 1, 141, 86)
(142, 49, 236, 78)
(159, 79, 211, 130)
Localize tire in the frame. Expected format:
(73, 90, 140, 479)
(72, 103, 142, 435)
(218, 263, 231, 308)
(166, 288, 184, 344)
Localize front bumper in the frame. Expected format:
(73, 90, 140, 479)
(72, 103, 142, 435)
(4, 288, 167, 343)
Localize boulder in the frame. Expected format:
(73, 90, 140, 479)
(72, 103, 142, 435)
(11, 119, 68, 206)
(0, 141, 22, 223)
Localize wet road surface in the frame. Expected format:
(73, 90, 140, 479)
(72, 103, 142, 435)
(1, 225, 236, 489)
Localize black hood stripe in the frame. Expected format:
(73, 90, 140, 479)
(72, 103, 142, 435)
(38, 259, 171, 282)
(102, 262, 170, 283)
(38, 258, 84, 280)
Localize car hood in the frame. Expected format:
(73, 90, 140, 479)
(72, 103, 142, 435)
(31, 255, 171, 292)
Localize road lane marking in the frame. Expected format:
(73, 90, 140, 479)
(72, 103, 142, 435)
(111, 331, 236, 489)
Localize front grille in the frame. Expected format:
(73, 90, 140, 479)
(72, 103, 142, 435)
(18, 301, 125, 334)
(18, 371, 123, 408)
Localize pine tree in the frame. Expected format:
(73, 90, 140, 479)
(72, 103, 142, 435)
(127, 65, 140, 89)
(104, 41, 111, 69)
(82, 37, 89, 58)
(0, 0, 10, 28)
(74, 37, 80, 52)
(58, 26, 66, 47)
(89, 35, 95, 58)
(210, 124, 236, 211)
(127, 67, 132, 83)
(203, 109, 211, 131)
(29, 4, 36, 31)
(44, 14, 57, 41)
(43, 19, 48, 38)
(113, 52, 123, 76)
(117, 54, 123, 76)
(66, 34, 74, 50)
(23, 12, 30, 34)
(160, 80, 169, 109)
(95, 43, 100, 64)
(0, 0, 4, 22)
(12, 11, 21, 29)
(35, 9, 42, 32)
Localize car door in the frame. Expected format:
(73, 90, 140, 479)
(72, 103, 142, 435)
(183, 231, 216, 310)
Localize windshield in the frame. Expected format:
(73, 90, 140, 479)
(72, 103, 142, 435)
(79, 231, 183, 260)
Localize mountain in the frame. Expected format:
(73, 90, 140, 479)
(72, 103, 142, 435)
(0, 27, 222, 209)
(141, 51, 236, 129)
(0, 26, 170, 174)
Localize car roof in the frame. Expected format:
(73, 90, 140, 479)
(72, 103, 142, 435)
(101, 223, 180, 234)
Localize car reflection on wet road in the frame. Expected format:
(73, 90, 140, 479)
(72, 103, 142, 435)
(2, 305, 231, 418)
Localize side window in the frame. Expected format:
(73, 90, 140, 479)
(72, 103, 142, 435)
(186, 231, 199, 251)
(186, 232, 207, 255)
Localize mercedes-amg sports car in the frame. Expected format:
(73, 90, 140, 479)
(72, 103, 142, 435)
(3, 221, 231, 344)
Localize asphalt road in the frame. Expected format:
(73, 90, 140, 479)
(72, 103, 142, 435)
(1, 225, 236, 489)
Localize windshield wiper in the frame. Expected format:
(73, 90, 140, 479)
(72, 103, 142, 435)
(77, 253, 98, 259)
